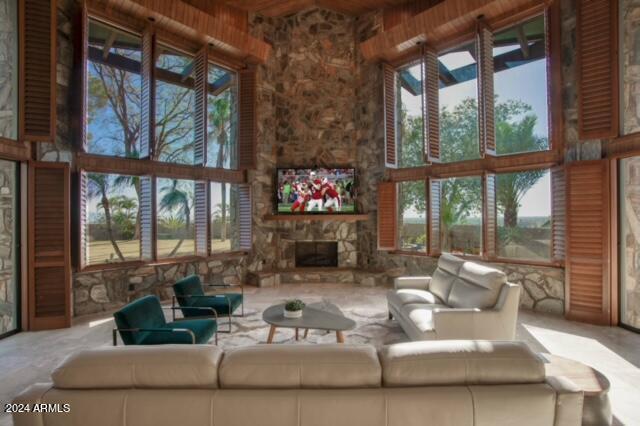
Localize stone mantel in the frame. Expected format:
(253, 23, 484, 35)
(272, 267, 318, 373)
(263, 214, 369, 222)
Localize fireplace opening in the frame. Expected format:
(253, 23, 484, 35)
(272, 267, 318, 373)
(295, 241, 338, 268)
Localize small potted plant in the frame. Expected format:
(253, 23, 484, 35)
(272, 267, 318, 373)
(283, 299, 305, 318)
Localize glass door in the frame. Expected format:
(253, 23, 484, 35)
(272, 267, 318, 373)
(0, 159, 18, 338)
(620, 156, 640, 331)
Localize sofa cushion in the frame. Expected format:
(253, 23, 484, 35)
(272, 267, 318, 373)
(137, 319, 217, 345)
(387, 289, 443, 310)
(400, 303, 448, 333)
(447, 262, 506, 309)
(219, 344, 381, 389)
(52, 345, 223, 389)
(430, 254, 465, 302)
(379, 340, 545, 387)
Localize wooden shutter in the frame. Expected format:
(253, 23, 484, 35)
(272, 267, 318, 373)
(194, 48, 208, 166)
(238, 67, 256, 170)
(429, 179, 441, 256)
(28, 162, 70, 330)
(73, 3, 89, 151)
(383, 63, 398, 168)
(566, 160, 611, 325)
(551, 167, 566, 261)
(477, 20, 496, 156)
(140, 25, 156, 159)
(78, 171, 88, 269)
(20, 0, 57, 141)
(577, 0, 618, 140)
(423, 47, 440, 163)
(237, 184, 252, 251)
(139, 176, 154, 260)
(484, 173, 497, 258)
(194, 181, 209, 256)
(377, 182, 397, 250)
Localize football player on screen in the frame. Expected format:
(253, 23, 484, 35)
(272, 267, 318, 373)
(306, 171, 324, 212)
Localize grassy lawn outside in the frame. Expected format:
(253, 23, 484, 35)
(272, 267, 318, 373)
(87, 239, 233, 265)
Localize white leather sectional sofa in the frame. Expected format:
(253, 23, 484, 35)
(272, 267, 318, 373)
(13, 341, 583, 426)
(387, 253, 521, 341)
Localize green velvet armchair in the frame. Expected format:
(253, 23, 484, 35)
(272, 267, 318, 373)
(113, 295, 218, 345)
(172, 275, 244, 333)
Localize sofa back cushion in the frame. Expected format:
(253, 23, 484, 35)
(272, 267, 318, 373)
(113, 295, 166, 345)
(430, 253, 465, 302)
(219, 344, 381, 389)
(379, 340, 545, 387)
(52, 345, 223, 389)
(447, 261, 506, 309)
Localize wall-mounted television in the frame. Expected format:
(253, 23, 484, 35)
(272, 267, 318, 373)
(276, 168, 356, 214)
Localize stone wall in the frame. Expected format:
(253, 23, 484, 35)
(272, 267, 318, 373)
(0, 0, 18, 139)
(74, 257, 245, 316)
(0, 161, 15, 333)
(622, 0, 640, 135)
(247, 9, 363, 275)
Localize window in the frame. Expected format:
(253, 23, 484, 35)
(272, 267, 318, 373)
(397, 62, 426, 168)
(0, 0, 19, 140)
(398, 180, 427, 251)
(497, 169, 551, 261)
(85, 172, 141, 265)
(439, 42, 480, 163)
(155, 46, 196, 165)
(210, 182, 240, 253)
(441, 176, 483, 255)
(87, 21, 142, 157)
(493, 15, 549, 155)
(207, 64, 237, 169)
(157, 178, 195, 258)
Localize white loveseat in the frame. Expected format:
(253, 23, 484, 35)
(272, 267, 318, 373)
(12, 341, 583, 426)
(387, 253, 521, 341)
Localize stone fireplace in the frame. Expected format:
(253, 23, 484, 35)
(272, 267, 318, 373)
(295, 241, 338, 268)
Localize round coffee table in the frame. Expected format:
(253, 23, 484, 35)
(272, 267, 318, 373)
(262, 300, 356, 344)
(542, 353, 612, 426)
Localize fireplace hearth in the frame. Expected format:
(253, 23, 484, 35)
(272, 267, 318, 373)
(295, 241, 338, 268)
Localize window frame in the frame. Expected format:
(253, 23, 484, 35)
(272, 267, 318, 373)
(77, 14, 251, 270)
(384, 4, 564, 268)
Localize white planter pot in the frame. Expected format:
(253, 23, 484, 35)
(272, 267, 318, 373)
(284, 309, 303, 319)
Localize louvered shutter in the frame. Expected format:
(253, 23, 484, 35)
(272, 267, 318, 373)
(28, 162, 70, 330)
(377, 182, 397, 250)
(383, 63, 398, 168)
(238, 67, 256, 170)
(237, 184, 252, 251)
(140, 25, 156, 159)
(577, 0, 618, 140)
(21, 0, 57, 141)
(429, 179, 441, 256)
(551, 166, 566, 261)
(477, 20, 496, 156)
(194, 181, 209, 256)
(194, 48, 208, 166)
(139, 176, 154, 260)
(423, 47, 440, 163)
(78, 171, 88, 269)
(566, 160, 611, 325)
(484, 173, 497, 258)
(73, 3, 88, 151)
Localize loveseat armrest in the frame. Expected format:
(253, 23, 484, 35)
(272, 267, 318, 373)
(432, 307, 515, 340)
(12, 383, 52, 426)
(545, 376, 584, 426)
(394, 276, 431, 290)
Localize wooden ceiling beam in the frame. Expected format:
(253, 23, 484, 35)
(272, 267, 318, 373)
(360, 0, 547, 62)
(93, 0, 272, 63)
